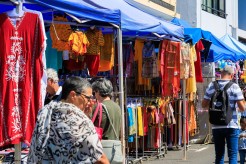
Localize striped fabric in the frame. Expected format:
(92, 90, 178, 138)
(204, 80, 244, 129)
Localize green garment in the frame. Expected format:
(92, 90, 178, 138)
(93, 100, 122, 140)
(45, 32, 63, 71)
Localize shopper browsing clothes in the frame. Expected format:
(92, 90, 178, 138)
(202, 65, 245, 164)
(44, 68, 62, 105)
(28, 77, 109, 164)
(91, 78, 122, 140)
(239, 117, 246, 164)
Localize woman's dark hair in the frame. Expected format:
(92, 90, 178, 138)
(61, 76, 91, 100)
(92, 78, 113, 98)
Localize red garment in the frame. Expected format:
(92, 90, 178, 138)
(159, 40, 180, 97)
(84, 54, 100, 77)
(195, 40, 205, 82)
(141, 107, 148, 135)
(0, 12, 44, 146)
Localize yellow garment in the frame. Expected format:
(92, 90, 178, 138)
(99, 34, 114, 71)
(68, 31, 89, 55)
(137, 107, 144, 136)
(86, 28, 104, 55)
(49, 16, 71, 51)
(186, 45, 197, 95)
(134, 39, 150, 88)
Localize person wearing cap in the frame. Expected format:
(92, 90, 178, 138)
(202, 65, 245, 164)
(91, 78, 122, 140)
(45, 68, 62, 105)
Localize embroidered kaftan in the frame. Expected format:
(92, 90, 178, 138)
(0, 12, 44, 146)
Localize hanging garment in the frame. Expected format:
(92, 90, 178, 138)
(180, 42, 191, 79)
(189, 102, 197, 136)
(134, 39, 150, 88)
(125, 44, 134, 77)
(23, 8, 47, 106)
(68, 31, 89, 55)
(85, 28, 104, 55)
(137, 107, 144, 136)
(142, 41, 159, 78)
(159, 40, 180, 97)
(200, 39, 212, 62)
(186, 45, 197, 94)
(49, 16, 71, 51)
(99, 34, 114, 72)
(0, 12, 45, 146)
(84, 54, 100, 77)
(195, 40, 205, 82)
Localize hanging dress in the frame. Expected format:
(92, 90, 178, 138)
(0, 12, 44, 146)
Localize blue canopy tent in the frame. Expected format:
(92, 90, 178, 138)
(171, 17, 192, 28)
(0, 0, 121, 25)
(220, 34, 246, 56)
(90, 0, 184, 38)
(171, 18, 245, 62)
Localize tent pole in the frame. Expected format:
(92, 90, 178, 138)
(183, 79, 187, 160)
(117, 27, 125, 164)
(14, 143, 21, 164)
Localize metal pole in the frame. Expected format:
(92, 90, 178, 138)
(183, 79, 187, 160)
(117, 28, 125, 164)
(14, 143, 21, 164)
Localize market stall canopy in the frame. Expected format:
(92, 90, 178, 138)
(91, 0, 184, 38)
(0, 0, 121, 25)
(171, 17, 192, 28)
(184, 28, 245, 62)
(220, 34, 246, 56)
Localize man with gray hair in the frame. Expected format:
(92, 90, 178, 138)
(44, 68, 62, 105)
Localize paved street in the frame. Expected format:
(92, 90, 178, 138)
(137, 143, 240, 164)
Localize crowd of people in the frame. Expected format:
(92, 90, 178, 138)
(27, 68, 122, 163)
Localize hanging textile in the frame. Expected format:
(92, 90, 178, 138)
(99, 33, 114, 72)
(0, 12, 45, 146)
(195, 40, 205, 82)
(68, 31, 89, 55)
(142, 41, 159, 78)
(159, 40, 181, 97)
(84, 28, 104, 76)
(186, 45, 197, 96)
(49, 15, 71, 51)
(180, 42, 191, 79)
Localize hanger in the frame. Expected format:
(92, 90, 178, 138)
(7, 0, 25, 18)
(90, 25, 96, 30)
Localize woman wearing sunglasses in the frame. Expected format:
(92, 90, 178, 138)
(28, 76, 109, 164)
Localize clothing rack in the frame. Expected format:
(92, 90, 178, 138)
(126, 97, 166, 163)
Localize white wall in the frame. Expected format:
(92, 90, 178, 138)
(200, 11, 227, 38)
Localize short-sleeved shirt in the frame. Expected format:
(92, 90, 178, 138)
(204, 80, 244, 129)
(27, 101, 103, 163)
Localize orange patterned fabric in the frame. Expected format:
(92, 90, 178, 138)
(49, 16, 71, 51)
(68, 31, 89, 55)
(159, 40, 181, 97)
(99, 34, 114, 71)
(86, 28, 104, 55)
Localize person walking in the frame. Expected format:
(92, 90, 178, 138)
(239, 117, 246, 164)
(91, 78, 122, 140)
(202, 65, 245, 164)
(44, 68, 62, 105)
(28, 77, 109, 163)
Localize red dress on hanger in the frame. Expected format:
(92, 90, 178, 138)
(0, 12, 44, 146)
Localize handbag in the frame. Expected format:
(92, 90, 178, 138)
(92, 102, 103, 140)
(101, 104, 123, 164)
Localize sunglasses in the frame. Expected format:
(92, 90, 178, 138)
(76, 92, 94, 101)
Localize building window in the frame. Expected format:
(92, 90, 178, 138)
(202, 0, 226, 18)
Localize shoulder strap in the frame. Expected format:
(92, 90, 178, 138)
(213, 81, 220, 91)
(92, 103, 102, 127)
(223, 81, 234, 91)
(102, 103, 119, 140)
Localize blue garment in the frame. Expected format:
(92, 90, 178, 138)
(204, 80, 244, 129)
(213, 128, 239, 164)
(239, 130, 246, 150)
(239, 149, 246, 164)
